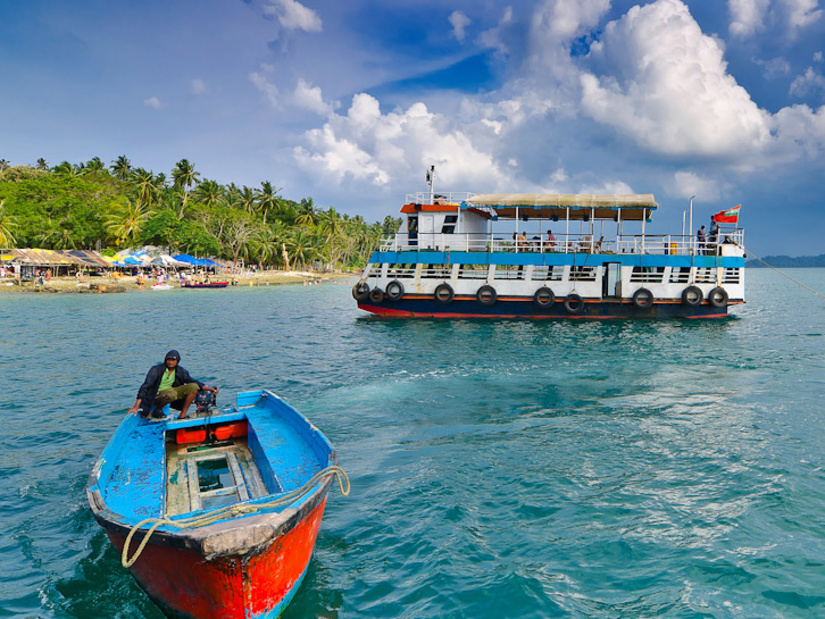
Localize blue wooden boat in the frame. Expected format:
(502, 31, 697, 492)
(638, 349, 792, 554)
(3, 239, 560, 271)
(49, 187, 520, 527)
(87, 389, 348, 619)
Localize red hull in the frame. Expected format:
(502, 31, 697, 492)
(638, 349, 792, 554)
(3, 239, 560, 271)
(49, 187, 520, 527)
(106, 497, 328, 619)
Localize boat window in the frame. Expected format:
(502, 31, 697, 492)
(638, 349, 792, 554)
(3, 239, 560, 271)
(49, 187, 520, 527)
(668, 267, 691, 284)
(630, 266, 665, 283)
(387, 263, 416, 279)
(407, 216, 418, 234)
(441, 215, 458, 234)
(421, 264, 452, 279)
(722, 268, 740, 284)
(531, 266, 564, 281)
(495, 265, 525, 280)
(459, 265, 488, 279)
(570, 266, 597, 282)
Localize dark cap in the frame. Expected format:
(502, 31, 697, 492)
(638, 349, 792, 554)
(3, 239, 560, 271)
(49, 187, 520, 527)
(165, 349, 181, 361)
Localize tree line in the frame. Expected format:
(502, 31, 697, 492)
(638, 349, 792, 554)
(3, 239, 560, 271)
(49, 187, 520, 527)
(0, 157, 400, 270)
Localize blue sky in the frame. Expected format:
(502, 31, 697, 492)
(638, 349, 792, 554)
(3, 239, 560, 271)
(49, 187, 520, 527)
(2, 0, 825, 256)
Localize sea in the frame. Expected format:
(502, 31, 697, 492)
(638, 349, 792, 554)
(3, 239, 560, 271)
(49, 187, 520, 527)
(2, 269, 825, 619)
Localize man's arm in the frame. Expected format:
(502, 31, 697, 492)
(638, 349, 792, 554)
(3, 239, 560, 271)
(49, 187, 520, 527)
(128, 366, 159, 415)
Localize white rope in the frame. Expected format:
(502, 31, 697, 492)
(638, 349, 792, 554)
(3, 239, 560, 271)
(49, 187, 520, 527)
(735, 242, 825, 301)
(121, 465, 350, 568)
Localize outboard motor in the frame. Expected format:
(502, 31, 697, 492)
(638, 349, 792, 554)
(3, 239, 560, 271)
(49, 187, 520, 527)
(194, 388, 216, 414)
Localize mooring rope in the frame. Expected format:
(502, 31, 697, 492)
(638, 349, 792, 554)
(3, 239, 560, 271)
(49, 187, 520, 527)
(734, 242, 825, 301)
(121, 465, 350, 568)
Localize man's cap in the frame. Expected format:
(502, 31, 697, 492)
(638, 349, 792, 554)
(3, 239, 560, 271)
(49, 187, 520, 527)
(165, 349, 181, 361)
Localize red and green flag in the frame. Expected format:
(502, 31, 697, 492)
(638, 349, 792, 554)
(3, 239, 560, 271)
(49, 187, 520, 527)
(712, 204, 741, 224)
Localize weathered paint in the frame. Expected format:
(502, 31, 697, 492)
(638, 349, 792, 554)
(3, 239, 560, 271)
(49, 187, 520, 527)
(104, 497, 328, 619)
(88, 390, 337, 619)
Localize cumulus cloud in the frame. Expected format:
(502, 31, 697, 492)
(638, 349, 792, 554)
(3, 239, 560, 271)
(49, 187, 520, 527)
(250, 65, 279, 107)
(669, 171, 722, 201)
(294, 93, 513, 189)
(449, 10, 471, 42)
(580, 0, 771, 159)
(190, 79, 206, 95)
(143, 96, 161, 109)
(263, 0, 322, 33)
(781, 0, 823, 32)
(294, 78, 336, 115)
(729, 0, 770, 37)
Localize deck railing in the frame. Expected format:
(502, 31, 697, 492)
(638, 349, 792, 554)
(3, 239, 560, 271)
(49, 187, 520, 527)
(378, 229, 744, 256)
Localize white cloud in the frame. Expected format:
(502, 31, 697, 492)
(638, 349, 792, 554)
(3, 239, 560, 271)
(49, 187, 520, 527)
(294, 93, 513, 190)
(790, 66, 825, 96)
(773, 103, 825, 158)
(143, 96, 161, 109)
(729, 0, 770, 37)
(263, 0, 322, 33)
(755, 56, 792, 79)
(190, 79, 206, 95)
(580, 0, 771, 159)
(781, 0, 823, 32)
(477, 7, 514, 54)
(250, 65, 279, 107)
(294, 78, 336, 115)
(449, 10, 471, 42)
(669, 171, 722, 201)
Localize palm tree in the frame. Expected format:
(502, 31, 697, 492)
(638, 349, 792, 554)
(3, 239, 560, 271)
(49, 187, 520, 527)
(172, 159, 201, 219)
(317, 207, 340, 241)
(0, 159, 10, 172)
(256, 181, 281, 225)
(130, 168, 157, 206)
(110, 155, 132, 180)
(285, 228, 319, 270)
(239, 186, 257, 215)
(85, 157, 105, 174)
(0, 200, 18, 247)
(36, 158, 48, 170)
(295, 198, 317, 226)
(105, 197, 153, 248)
(193, 179, 222, 208)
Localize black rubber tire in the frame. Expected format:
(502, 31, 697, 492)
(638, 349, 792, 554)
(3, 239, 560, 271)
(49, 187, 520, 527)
(352, 282, 370, 302)
(434, 283, 454, 304)
(368, 287, 385, 304)
(632, 287, 654, 309)
(534, 287, 555, 308)
(707, 286, 728, 308)
(564, 293, 584, 314)
(385, 280, 405, 301)
(476, 285, 497, 306)
(681, 285, 703, 307)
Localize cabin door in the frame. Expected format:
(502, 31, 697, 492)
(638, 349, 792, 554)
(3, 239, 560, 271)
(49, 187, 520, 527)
(602, 262, 622, 298)
(407, 216, 418, 247)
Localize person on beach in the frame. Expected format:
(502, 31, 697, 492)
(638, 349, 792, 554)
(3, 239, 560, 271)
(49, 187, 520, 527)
(128, 350, 219, 420)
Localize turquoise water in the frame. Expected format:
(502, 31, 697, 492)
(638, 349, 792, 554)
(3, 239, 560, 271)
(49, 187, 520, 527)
(2, 270, 825, 618)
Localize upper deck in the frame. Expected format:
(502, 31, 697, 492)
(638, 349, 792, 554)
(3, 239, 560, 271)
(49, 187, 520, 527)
(381, 192, 744, 259)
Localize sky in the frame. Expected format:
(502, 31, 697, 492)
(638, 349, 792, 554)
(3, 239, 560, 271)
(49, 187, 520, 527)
(2, 0, 825, 256)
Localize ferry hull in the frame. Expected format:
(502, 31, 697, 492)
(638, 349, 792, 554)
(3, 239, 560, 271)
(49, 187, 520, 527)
(101, 496, 328, 619)
(358, 297, 735, 319)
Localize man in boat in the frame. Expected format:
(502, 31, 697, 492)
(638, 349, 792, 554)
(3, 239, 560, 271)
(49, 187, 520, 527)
(128, 350, 219, 420)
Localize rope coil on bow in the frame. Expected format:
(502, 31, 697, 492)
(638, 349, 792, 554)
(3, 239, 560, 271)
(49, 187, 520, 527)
(121, 465, 350, 568)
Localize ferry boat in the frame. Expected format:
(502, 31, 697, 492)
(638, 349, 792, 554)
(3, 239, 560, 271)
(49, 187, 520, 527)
(353, 181, 744, 319)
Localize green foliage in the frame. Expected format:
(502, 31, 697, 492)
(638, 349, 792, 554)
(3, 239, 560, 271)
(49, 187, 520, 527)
(0, 158, 395, 268)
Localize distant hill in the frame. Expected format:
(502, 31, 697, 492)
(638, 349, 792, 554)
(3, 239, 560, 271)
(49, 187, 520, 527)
(746, 254, 825, 268)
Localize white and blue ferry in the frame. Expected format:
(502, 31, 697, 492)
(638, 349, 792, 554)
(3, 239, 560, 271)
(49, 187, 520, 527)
(353, 180, 744, 319)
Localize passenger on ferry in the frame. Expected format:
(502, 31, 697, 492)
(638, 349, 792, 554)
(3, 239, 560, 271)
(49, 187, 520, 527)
(697, 225, 706, 253)
(128, 350, 219, 420)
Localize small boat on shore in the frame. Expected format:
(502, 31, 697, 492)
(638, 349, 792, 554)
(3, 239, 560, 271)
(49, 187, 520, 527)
(353, 174, 745, 319)
(87, 389, 347, 619)
(150, 282, 174, 291)
(181, 281, 229, 289)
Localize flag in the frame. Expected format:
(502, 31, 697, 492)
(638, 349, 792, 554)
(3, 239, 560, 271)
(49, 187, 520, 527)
(712, 204, 741, 224)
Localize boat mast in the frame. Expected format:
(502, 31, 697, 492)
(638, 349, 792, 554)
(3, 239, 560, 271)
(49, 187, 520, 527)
(426, 165, 435, 203)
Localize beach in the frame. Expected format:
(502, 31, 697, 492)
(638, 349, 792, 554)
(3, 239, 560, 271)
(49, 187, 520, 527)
(0, 269, 355, 293)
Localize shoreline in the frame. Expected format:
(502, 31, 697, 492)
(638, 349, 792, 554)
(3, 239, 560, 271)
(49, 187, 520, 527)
(0, 270, 357, 294)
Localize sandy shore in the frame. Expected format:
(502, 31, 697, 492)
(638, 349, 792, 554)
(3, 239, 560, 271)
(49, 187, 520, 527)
(0, 270, 357, 294)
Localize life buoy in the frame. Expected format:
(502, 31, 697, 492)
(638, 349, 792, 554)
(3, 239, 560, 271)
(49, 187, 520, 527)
(386, 280, 404, 301)
(476, 285, 497, 306)
(368, 287, 385, 304)
(564, 293, 584, 314)
(707, 286, 728, 308)
(434, 283, 454, 304)
(632, 287, 654, 309)
(352, 282, 370, 302)
(533, 287, 555, 308)
(681, 285, 703, 306)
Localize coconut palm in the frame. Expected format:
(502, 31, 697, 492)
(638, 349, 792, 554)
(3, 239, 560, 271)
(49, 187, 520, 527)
(256, 181, 281, 225)
(0, 159, 10, 172)
(36, 158, 48, 170)
(285, 228, 320, 270)
(105, 197, 153, 248)
(0, 200, 18, 247)
(295, 198, 317, 227)
(110, 155, 132, 180)
(239, 186, 257, 215)
(172, 159, 201, 219)
(130, 168, 157, 207)
(85, 157, 105, 174)
(193, 179, 222, 208)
